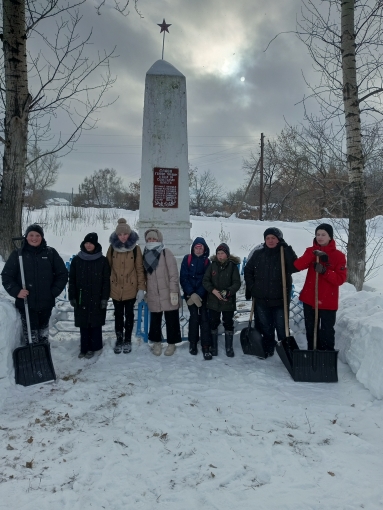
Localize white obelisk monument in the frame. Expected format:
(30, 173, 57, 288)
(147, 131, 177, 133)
(138, 59, 191, 257)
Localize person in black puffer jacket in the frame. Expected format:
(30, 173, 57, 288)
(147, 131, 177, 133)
(180, 237, 211, 360)
(244, 227, 298, 357)
(68, 233, 111, 359)
(1, 224, 68, 345)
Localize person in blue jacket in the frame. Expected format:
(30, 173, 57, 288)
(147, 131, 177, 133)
(180, 237, 212, 360)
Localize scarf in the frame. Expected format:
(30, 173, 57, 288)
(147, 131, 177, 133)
(143, 242, 164, 274)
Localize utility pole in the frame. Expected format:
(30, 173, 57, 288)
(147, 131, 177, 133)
(259, 133, 264, 221)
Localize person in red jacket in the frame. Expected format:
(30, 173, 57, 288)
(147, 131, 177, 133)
(294, 223, 347, 351)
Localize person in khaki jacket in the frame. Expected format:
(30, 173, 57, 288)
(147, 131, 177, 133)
(143, 228, 181, 356)
(106, 218, 146, 354)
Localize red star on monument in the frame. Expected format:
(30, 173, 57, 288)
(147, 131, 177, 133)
(158, 19, 171, 33)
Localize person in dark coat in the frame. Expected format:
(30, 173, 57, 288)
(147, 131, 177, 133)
(180, 237, 212, 360)
(1, 224, 68, 345)
(202, 243, 241, 357)
(68, 233, 111, 359)
(244, 227, 298, 357)
(294, 223, 347, 351)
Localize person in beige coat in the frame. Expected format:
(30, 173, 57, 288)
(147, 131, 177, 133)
(106, 218, 146, 354)
(143, 228, 181, 356)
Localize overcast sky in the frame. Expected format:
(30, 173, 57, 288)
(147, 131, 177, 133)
(31, 0, 316, 194)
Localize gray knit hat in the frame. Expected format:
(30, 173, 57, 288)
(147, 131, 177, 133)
(115, 218, 131, 236)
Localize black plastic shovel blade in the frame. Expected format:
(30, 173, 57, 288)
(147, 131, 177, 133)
(276, 335, 299, 377)
(292, 349, 338, 382)
(13, 343, 56, 387)
(240, 325, 266, 359)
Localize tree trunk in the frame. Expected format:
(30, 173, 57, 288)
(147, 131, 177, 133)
(1, 0, 30, 260)
(341, 0, 366, 291)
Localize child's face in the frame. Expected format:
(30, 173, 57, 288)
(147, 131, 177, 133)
(118, 233, 129, 243)
(84, 242, 95, 253)
(265, 235, 279, 249)
(194, 244, 204, 256)
(316, 230, 331, 246)
(216, 250, 228, 262)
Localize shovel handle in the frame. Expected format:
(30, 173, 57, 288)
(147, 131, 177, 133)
(281, 246, 290, 338)
(314, 255, 319, 350)
(18, 254, 33, 345)
(247, 299, 255, 331)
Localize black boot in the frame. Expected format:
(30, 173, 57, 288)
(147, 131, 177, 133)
(202, 345, 212, 360)
(225, 331, 234, 358)
(189, 342, 198, 355)
(114, 332, 123, 354)
(210, 330, 218, 356)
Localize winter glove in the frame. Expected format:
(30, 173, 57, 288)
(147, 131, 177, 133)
(136, 290, 145, 302)
(278, 240, 288, 248)
(245, 287, 252, 301)
(314, 262, 327, 274)
(70, 299, 77, 308)
(100, 299, 108, 309)
(170, 292, 179, 306)
(313, 250, 329, 263)
(220, 289, 231, 300)
(187, 293, 202, 308)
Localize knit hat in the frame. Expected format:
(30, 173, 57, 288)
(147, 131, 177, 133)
(263, 227, 283, 240)
(25, 224, 44, 238)
(216, 243, 230, 257)
(315, 223, 333, 240)
(115, 218, 131, 236)
(145, 230, 159, 241)
(83, 232, 98, 245)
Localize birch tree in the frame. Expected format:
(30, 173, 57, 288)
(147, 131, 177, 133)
(0, 0, 140, 259)
(293, 0, 383, 290)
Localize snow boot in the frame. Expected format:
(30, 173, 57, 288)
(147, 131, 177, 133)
(189, 341, 198, 355)
(85, 351, 94, 359)
(114, 333, 123, 354)
(211, 330, 218, 356)
(152, 342, 162, 356)
(164, 344, 176, 356)
(123, 342, 132, 354)
(225, 331, 235, 358)
(202, 345, 212, 361)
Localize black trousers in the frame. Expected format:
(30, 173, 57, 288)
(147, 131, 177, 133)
(113, 298, 136, 341)
(80, 326, 103, 354)
(303, 303, 337, 351)
(208, 309, 234, 332)
(149, 309, 181, 344)
(19, 307, 52, 345)
(188, 303, 211, 347)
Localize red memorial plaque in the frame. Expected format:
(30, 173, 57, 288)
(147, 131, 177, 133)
(153, 167, 179, 208)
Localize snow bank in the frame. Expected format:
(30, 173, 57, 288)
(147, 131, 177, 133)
(0, 298, 22, 389)
(336, 289, 383, 399)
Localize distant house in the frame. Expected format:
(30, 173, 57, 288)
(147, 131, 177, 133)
(45, 198, 71, 206)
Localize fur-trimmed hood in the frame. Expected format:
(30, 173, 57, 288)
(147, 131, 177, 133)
(210, 254, 241, 265)
(109, 230, 139, 252)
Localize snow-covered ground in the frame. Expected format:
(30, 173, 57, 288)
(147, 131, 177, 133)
(1, 208, 383, 509)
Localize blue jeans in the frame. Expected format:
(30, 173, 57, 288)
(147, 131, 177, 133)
(256, 304, 285, 353)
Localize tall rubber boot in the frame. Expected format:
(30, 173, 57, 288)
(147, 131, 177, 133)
(211, 329, 218, 356)
(225, 330, 234, 358)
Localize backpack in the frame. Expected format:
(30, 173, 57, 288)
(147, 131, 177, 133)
(187, 254, 209, 267)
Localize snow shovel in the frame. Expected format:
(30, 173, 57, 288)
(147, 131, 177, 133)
(276, 246, 299, 376)
(291, 256, 338, 383)
(12, 239, 56, 386)
(240, 299, 266, 358)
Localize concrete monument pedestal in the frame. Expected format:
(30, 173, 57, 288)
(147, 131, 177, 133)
(138, 60, 191, 258)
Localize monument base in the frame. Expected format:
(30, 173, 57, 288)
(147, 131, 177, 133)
(138, 220, 192, 260)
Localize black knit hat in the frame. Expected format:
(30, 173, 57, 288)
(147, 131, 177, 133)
(315, 223, 333, 240)
(263, 227, 283, 240)
(25, 224, 44, 238)
(83, 232, 98, 245)
(216, 243, 230, 257)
